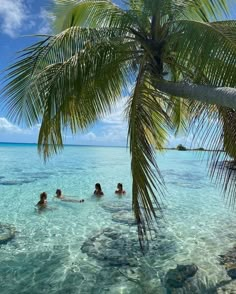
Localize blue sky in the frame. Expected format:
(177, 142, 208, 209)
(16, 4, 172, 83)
(0, 0, 131, 146)
(0, 0, 235, 147)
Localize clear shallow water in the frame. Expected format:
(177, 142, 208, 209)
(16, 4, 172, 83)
(0, 144, 235, 293)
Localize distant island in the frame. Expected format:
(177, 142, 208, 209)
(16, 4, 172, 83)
(165, 145, 221, 151)
(176, 144, 205, 151)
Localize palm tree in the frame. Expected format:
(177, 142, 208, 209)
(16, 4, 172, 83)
(2, 0, 236, 246)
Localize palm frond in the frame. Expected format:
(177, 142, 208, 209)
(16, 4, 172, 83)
(170, 19, 236, 205)
(53, 0, 125, 31)
(2, 26, 136, 158)
(129, 0, 144, 11)
(2, 38, 52, 126)
(166, 19, 236, 87)
(211, 21, 236, 43)
(168, 97, 189, 136)
(164, 67, 189, 135)
(156, 0, 228, 22)
(187, 99, 236, 208)
(182, 0, 228, 22)
(126, 63, 171, 248)
(35, 39, 135, 158)
(141, 0, 228, 24)
(208, 108, 236, 208)
(164, 16, 236, 208)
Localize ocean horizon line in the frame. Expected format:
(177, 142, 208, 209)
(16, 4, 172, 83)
(0, 141, 127, 148)
(0, 141, 223, 152)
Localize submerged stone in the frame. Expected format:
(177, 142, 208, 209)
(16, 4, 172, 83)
(219, 246, 236, 265)
(0, 179, 35, 185)
(227, 268, 236, 279)
(165, 264, 198, 288)
(219, 246, 236, 280)
(0, 223, 16, 244)
(81, 227, 142, 266)
(216, 280, 236, 293)
(101, 202, 132, 213)
(0, 180, 21, 186)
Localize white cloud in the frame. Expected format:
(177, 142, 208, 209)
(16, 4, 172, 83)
(0, 1, 52, 37)
(0, 117, 40, 143)
(65, 96, 129, 146)
(37, 8, 52, 35)
(98, 97, 128, 145)
(0, 0, 28, 37)
(67, 125, 127, 146)
(0, 117, 26, 134)
(101, 112, 126, 125)
(99, 125, 127, 144)
(0, 117, 40, 134)
(101, 97, 128, 126)
(82, 132, 97, 141)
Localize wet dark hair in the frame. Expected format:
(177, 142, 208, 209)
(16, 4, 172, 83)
(40, 192, 47, 200)
(117, 183, 123, 190)
(56, 189, 62, 196)
(95, 183, 102, 191)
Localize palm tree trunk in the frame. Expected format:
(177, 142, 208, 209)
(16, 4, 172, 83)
(157, 81, 236, 109)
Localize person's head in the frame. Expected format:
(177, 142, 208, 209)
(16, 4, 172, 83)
(95, 183, 102, 191)
(117, 183, 123, 191)
(56, 189, 62, 197)
(40, 192, 47, 201)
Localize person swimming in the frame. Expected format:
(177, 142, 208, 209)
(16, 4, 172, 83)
(54, 189, 84, 203)
(115, 183, 126, 195)
(36, 192, 47, 208)
(55, 189, 64, 199)
(94, 183, 104, 196)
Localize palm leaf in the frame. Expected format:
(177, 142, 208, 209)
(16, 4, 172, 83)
(53, 0, 125, 31)
(166, 20, 236, 88)
(126, 62, 171, 248)
(142, 0, 228, 23)
(171, 19, 236, 206)
(164, 21, 236, 92)
(35, 40, 134, 158)
(164, 15, 236, 209)
(2, 26, 136, 159)
(186, 97, 236, 208)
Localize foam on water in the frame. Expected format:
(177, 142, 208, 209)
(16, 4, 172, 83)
(0, 144, 234, 293)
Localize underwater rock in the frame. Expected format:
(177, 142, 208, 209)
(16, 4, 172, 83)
(216, 280, 236, 293)
(81, 227, 142, 266)
(101, 202, 132, 212)
(165, 264, 198, 289)
(0, 180, 22, 186)
(219, 246, 236, 265)
(0, 223, 16, 244)
(0, 179, 35, 185)
(227, 268, 236, 279)
(20, 172, 55, 180)
(112, 211, 137, 225)
(219, 246, 236, 279)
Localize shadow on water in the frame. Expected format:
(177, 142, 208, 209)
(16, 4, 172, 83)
(0, 180, 36, 186)
(0, 172, 57, 186)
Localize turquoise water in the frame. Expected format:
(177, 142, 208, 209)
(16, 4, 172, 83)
(0, 143, 234, 293)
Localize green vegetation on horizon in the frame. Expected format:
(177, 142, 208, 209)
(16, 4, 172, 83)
(2, 0, 236, 247)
